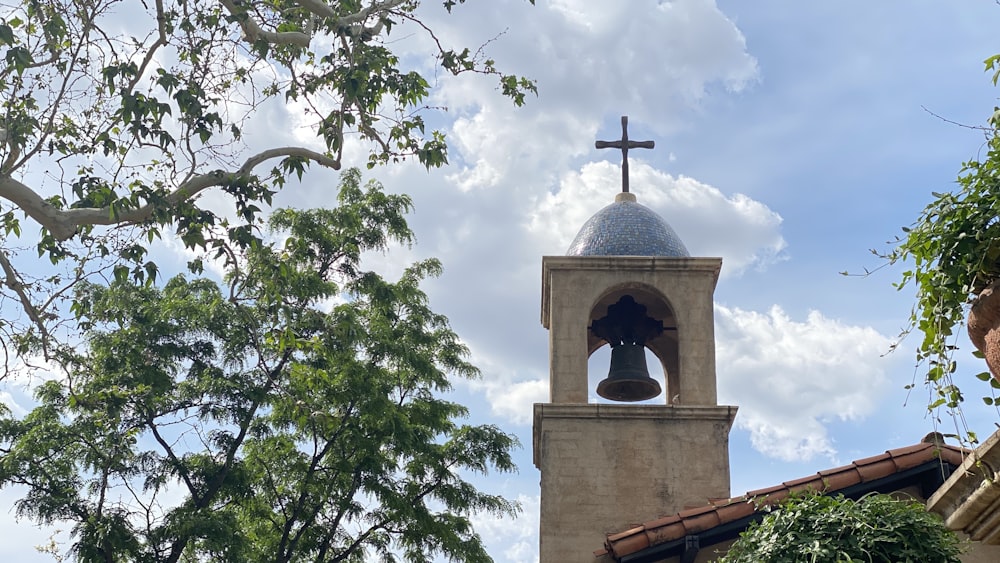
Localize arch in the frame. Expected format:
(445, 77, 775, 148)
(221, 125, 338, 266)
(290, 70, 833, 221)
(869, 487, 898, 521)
(585, 282, 682, 404)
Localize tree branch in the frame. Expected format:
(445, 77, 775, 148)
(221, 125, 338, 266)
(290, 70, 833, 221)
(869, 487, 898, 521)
(0, 147, 340, 241)
(219, 0, 406, 47)
(0, 249, 49, 344)
(219, 0, 312, 47)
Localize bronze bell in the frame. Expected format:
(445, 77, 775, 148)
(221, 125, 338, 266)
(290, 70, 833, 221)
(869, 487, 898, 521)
(591, 295, 664, 402)
(597, 342, 662, 402)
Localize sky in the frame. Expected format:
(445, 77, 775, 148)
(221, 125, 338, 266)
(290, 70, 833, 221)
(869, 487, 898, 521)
(4, 1, 1000, 562)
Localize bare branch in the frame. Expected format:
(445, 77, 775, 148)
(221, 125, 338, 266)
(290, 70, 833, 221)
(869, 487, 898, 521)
(921, 105, 993, 132)
(0, 249, 49, 346)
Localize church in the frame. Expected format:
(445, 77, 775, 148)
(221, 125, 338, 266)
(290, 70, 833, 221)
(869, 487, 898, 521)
(531, 117, 1000, 562)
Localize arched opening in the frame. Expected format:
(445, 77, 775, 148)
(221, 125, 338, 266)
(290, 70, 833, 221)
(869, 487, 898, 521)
(585, 284, 681, 404)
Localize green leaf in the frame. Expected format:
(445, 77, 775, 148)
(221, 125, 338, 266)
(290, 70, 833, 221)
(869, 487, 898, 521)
(0, 171, 518, 562)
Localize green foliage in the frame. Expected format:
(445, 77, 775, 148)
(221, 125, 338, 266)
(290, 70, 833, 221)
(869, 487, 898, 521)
(880, 55, 1000, 426)
(720, 492, 963, 563)
(0, 0, 535, 357)
(0, 170, 519, 562)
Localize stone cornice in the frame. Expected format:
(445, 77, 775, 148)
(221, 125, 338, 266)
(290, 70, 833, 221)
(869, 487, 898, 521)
(540, 256, 722, 328)
(927, 429, 1000, 544)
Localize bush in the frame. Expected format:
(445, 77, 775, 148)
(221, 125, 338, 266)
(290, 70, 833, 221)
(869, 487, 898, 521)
(719, 492, 962, 563)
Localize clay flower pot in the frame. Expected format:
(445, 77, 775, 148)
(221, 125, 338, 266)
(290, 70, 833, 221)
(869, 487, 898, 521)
(968, 280, 1000, 379)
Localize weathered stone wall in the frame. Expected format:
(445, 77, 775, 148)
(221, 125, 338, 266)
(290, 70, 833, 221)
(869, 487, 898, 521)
(535, 404, 736, 563)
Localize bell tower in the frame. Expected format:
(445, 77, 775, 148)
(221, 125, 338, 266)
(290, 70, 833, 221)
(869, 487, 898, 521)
(534, 117, 737, 562)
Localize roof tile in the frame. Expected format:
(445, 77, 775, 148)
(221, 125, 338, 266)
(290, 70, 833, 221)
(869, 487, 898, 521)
(714, 499, 756, 522)
(820, 467, 863, 491)
(853, 451, 891, 466)
(745, 483, 785, 498)
(603, 440, 967, 561)
(856, 457, 897, 482)
(640, 515, 679, 530)
(606, 526, 645, 543)
(645, 521, 686, 545)
(891, 445, 938, 471)
(783, 474, 822, 488)
(607, 531, 649, 555)
(682, 510, 722, 534)
(676, 504, 717, 518)
(818, 464, 857, 476)
(787, 477, 825, 495)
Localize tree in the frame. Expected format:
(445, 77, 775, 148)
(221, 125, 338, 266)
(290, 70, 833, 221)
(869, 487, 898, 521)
(0, 0, 535, 363)
(719, 492, 963, 563)
(0, 169, 520, 562)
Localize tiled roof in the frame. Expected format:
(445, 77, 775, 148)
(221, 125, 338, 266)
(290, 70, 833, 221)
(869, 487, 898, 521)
(600, 438, 966, 561)
(566, 194, 690, 258)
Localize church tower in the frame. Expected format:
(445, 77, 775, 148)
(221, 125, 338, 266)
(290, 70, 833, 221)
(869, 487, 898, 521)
(534, 117, 738, 562)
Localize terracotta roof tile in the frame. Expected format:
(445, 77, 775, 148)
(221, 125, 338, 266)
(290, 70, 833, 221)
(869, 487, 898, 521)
(852, 451, 891, 466)
(676, 504, 717, 518)
(682, 510, 722, 534)
(640, 515, 678, 530)
(783, 474, 821, 488)
(818, 463, 857, 477)
(787, 477, 825, 496)
(607, 531, 649, 556)
(602, 440, 967, 561)
(714, 499, 756, 522)
(939, 446, 965, 466)
(891, 446, 939, 471)
(645, 520, 686, 546)
(759, 486, 792, 505)
(606, 526, 645, 543)
(856, 457, 897, 482)
(820, 467, 863, 491)
(744, 483, 785, 498)
(891, 443, 928, 456)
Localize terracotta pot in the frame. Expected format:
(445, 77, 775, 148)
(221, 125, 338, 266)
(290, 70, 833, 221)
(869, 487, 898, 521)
(968, 280, 1000, 379)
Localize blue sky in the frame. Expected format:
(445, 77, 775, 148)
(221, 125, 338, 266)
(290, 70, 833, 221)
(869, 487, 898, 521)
(4, 1, 1000, 561)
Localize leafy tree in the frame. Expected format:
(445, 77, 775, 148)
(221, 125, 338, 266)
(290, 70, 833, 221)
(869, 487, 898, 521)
(719, 492, 962, 563)
(0, 169, 519, 562)
(0, 0, 535, 362)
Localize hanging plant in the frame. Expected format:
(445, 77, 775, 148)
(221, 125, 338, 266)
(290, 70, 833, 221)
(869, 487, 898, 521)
(883, 57, 1000, 439)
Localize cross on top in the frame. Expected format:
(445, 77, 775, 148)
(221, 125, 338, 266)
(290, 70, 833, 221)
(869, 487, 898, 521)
(595, 116, 654, 193)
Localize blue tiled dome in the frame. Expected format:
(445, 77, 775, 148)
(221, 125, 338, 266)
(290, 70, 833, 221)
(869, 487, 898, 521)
(566, 193, 690, 257)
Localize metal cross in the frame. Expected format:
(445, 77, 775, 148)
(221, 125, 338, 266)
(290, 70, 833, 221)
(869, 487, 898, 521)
(595, 116, 654, 193)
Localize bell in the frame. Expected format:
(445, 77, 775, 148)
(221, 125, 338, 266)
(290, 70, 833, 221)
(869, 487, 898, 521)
(597, 342, 662, 402)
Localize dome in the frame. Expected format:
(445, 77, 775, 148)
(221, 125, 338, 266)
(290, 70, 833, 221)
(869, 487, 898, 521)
(566, 193, 690, 257)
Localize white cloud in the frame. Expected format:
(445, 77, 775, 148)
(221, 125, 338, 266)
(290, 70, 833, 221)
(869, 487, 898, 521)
(716, 304, 893, 462)
(528, 161, 786, 273)
(472, 493, 540, 563)
(484, 379, 548, 426)
(425, 0, 757, 116)
(0, 391, 26, 417)
(400, 0, 760, 202)
(0, 486, 67, 562)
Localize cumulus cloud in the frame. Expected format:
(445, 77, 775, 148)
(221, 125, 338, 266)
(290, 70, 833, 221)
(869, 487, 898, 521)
(528, 161, 786, 273)
(0, 390, 26, 417)
(472, 494, 540, 563)
(399, 0, 759, 197)
(715, 304, 893, 462)
(482, 379, 549, 426)
(423, 0, 757, 116)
